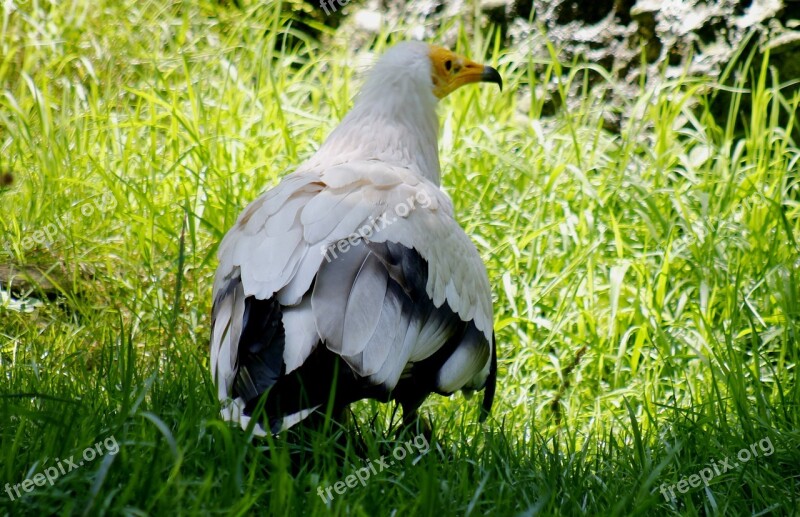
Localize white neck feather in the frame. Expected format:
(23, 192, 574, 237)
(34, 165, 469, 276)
(306, 59, 442, 185)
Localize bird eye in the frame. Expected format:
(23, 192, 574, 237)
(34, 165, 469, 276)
(444, 60, 452, 72)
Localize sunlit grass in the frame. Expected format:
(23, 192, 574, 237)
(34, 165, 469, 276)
(1, 0, 798, 515)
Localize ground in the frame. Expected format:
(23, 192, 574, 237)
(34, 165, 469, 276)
(0, 1, 798, 516)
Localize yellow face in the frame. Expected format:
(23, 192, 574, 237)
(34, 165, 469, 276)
(428, 45, 503, 99)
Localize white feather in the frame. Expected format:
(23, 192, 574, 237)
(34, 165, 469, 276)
(342, 253, 388, 356)
(436, 327, 490, 393)
(281, 294, 318, 374)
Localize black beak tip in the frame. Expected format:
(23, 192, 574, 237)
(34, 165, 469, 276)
(481, 66, 503, 92)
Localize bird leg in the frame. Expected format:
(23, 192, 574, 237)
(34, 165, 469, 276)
(398, 398, 433, 444)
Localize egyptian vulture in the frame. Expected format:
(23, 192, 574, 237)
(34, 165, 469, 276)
(210, 41, 501, 435)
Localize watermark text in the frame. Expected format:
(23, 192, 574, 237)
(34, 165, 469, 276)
(659, 436, 774, 501)
(317, 433, 429, 503)
(5, 435, 119, 502)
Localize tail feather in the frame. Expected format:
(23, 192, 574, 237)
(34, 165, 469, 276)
(479, 332, 497, 422)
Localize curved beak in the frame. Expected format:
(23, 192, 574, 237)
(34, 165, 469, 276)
(480, 66, 503, 92)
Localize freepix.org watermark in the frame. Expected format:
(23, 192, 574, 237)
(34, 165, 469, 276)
(659, 436, 774, 501)
(1, 191, 117, 253)
(317, 433, 430, 503)
(320, 190, 433, 263)
(4, 435, 119, 502)
(319, 0, 351, 16)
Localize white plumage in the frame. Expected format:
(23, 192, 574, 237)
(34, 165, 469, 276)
(210, 41, 501, 435)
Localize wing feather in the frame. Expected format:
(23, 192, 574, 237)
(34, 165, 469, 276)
(211, 160, 495, 433)
(310, 239, 368, 350)
(342, 252, 389, 356)
(436, 325, 490, 393)
(281, 294, 317, 373)
(357, 286, 402, 376)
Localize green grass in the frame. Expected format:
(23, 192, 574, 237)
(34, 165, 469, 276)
(1, 1, 799, 515)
